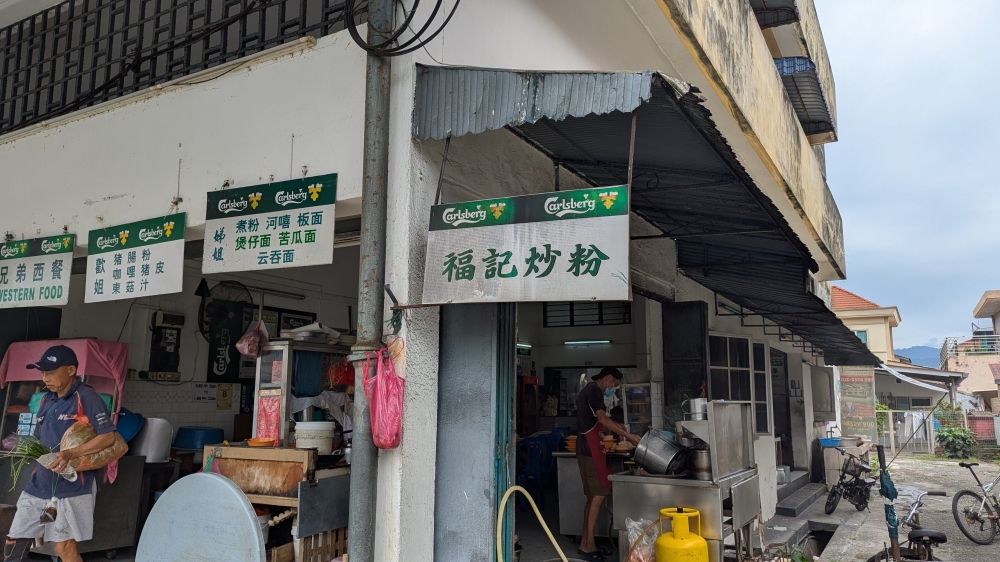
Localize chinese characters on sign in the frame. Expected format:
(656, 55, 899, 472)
(202, 174, 337, 274)
(0, 235, 75, 309)
(85, 213, 186, 303)
(839, 366, 877, 443)
(422, 186, 630, 304)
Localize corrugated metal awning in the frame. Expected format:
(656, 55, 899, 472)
(412, 65, 877, 366)
(749, 0, 799, 29)
(880, 365, 950, 394)
(774, 57, 836, 137)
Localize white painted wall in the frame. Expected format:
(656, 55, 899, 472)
(754, 435, 778, 519)
(0, 32, 366, 245)
(57, 247, 360, 437)
(875, 373, 946, 404)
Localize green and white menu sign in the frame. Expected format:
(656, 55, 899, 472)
(0, 235, 75, 308)
(422, 186, 630, 304)
(202, 174, 337, 274)
(85, 214, 186, 303)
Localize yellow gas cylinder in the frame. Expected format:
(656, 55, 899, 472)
(655, 507, 709, 562)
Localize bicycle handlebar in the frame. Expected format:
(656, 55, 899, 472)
(925, 491, 947, 497)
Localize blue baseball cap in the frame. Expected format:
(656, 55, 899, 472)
(27, 345, 79, 371)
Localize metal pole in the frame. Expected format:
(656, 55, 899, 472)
(347, 0, 392, 560)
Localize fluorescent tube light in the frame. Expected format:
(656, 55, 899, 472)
(516, 343, 532, 349)
(563, 340, 612, 346)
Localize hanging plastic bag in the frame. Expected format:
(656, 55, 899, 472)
(625, 517, 658, 562)
(236, 320, 269, 358)
(328, 357, 355, 386)
(362, 347, 404, 449)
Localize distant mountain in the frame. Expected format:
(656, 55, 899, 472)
(894, 345, 941, 369)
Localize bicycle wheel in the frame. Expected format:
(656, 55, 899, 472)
(855, 493, 869, 511)
(825, 486, 841, 515)
(952, 490, 997, 545)
(864, 547, 931, 562)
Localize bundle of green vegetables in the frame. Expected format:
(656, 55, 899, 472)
(1, 436, 51, 489)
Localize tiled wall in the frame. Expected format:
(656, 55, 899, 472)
(122, 380, 243, 441)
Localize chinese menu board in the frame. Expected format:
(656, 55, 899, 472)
(839, 366, 877, 442)
(202, 174, 337, 274)
(422, 186, 630, 304)
(85, 214, 186, 303)
(0, 235, 75, 308)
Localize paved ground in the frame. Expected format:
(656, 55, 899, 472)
(820, 456, 1000, 562)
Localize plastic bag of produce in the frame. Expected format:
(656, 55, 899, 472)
(236, 320, 269, 358)
(362, 347, 404, 449)
(59, 394, 128, 472)
(626, 517, 657, 562)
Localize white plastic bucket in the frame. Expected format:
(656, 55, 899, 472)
(257, 513, 270, 544)
(294, 421, 336, 455)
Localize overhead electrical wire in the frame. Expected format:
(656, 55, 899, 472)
(344, 0, 461, 57)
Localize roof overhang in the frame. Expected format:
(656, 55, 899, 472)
(412, 65, 877, 366)
(973, 290, 1000, 319)
(774, 57, 836, 144)
(884, 361, 966, 383)
(879, 365, 949, 394)
(749, 0, 799, 29)
(835, 306, 901, 328)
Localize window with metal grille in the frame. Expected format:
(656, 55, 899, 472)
(911, 397, 931, 408)
(0, 0, 357, 136)
(542, 302, 631, 328)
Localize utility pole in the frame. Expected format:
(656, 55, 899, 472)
(347, 0, 393, 560)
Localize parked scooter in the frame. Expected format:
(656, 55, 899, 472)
(825, 447, 877, 514)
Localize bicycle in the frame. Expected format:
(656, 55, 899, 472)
(952, 461, 1000, 545)
(866, 488, 948, 561)
(825, 447, 877, 514)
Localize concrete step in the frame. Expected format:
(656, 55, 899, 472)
(775, 483, 827, 517)
(776, 470, 810, 503)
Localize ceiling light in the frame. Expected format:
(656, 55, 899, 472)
(563, 340, 612, 346)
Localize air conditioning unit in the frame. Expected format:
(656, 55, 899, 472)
(153, 311, 185, 329)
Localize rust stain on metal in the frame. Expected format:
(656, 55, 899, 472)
(214, 458, 304, 497)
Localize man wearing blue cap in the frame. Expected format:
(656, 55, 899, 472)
(4, 345, 119, 562)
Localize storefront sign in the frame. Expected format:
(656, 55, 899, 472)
(839, 366, 877, 442)
(422, 186, 630, 304)
(0, 235, 75, 308)
(85, 214, 186, 303)
(202, 174, 337, 274)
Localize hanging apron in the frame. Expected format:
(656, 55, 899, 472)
(581, 421, 612, 489)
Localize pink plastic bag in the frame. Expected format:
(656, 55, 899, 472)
(236, 320, 269, 358)
(362, 349, 404, 449)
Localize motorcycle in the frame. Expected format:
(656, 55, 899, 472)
(825, 446, 877, 514)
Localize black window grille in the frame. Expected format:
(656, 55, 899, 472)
(0, 0, 358, 136)
(543, 301, 631, 328)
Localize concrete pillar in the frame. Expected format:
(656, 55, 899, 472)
(645, 298, 665, 430)
(374, 54, 441, 562)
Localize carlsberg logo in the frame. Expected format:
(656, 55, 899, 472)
(0, 245, 18, 258)
(443, 206, 488, 226)
(40, 240, 63, 253)
(139, 227, 164, 242)
(275, 190, 308, 206)
(96, 235, 118, 250)
(218, 198, 248, 214)
(544, 195, 596, 217)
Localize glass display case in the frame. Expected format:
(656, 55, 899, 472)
(622, 383, 651, 436)
(252, 341, 350, 446)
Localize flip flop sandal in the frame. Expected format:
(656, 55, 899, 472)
(576, 549, 607, 562)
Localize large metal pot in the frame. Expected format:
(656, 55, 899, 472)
(690, 448, 712, 481)
(633, 430, 686, 474)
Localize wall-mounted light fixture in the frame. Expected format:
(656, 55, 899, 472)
(516, 343, 532, 349)
(563, 340, 612, 346)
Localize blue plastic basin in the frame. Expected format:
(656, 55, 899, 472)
(116, 408, 145, 443)
(819, 437, 841, 448)
(173, 426, 225, 450)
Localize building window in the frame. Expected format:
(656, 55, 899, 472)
(911, 397, 932, 408)
(543, 302, 631, 327)
(812, 367, 837, 421)
(709, 335, 771, 434)
(854, 330, 869, 346)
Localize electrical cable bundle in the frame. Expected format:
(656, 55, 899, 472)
(344, 0, 461, 57)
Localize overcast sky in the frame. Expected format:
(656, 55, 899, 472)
(814, 0, 1000, 348)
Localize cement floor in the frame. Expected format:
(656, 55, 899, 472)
(819, 456, 1000, 562)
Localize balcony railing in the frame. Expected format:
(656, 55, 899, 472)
(940, 335, 1000, 366)
(0, 0, 357, 136)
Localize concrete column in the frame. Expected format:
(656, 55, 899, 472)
(374, 55, 441, 562)
(645, 298, 665, 430)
